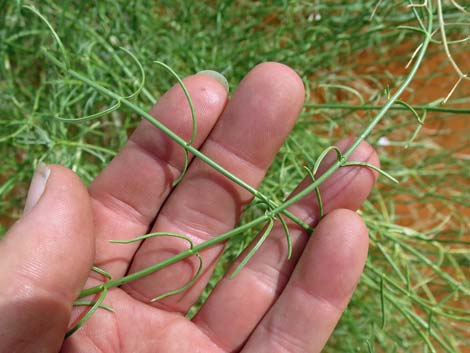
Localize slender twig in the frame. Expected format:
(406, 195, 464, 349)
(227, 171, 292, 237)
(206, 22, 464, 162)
(78, 1, 434, 299)
(436, 0, 469, 102)
(42, 51, 313, 233)
(305, 103, 470, 114)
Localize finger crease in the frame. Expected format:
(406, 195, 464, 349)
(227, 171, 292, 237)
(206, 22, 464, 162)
(237, 260, 289, 297)
(207, 139, 265, 176)
(92, 192, 149, 228)
(291, 279, 346, 314)
(260, 319, 309, 353)
(128, 138, 183, 176)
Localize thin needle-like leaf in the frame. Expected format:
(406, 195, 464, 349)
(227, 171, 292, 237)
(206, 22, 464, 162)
(119, 47, 146, 100)
(277, 214, 293, 260)
(55, 100, 121, 122)
(151, 252, 203, 302)
(23, 5, 70, 70)
(304, 166, 324, 218)
(110, 231, 195, 245)
(111, 232, 203, 302)
(72, 301, 115, 312)
(380, 275, 386, 329)
(342, 161, 399, 184)
(154, 61, 198, 187)
(230, 219, 275, 279)
(92, 266, 112, 280)
(66, 287, 108, 337)
(313, 145, 343, 176)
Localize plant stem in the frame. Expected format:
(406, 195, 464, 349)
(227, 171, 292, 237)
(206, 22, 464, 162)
(78, 4, 433, 297)
(79, 213, 270, 297)
(305, 103, 470, 114)
(41, 2, 434, 300)
(43, 51, 312, 232)
(263, 5, 433, 217)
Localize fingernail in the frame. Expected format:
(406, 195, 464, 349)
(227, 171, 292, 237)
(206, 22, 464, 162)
(24, 162, 51, 214)
(198, 70, 229, 93)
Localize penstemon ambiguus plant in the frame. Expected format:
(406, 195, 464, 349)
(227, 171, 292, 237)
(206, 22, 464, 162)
(20, 1, 469, 342)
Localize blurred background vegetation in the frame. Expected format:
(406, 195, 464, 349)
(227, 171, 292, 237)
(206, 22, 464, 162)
(0, 1, 469, 352)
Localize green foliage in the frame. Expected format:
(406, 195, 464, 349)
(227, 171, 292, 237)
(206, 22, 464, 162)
(0, 1, 469, 352)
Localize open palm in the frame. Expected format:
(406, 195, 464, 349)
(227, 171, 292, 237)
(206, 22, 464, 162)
(1, 63, 378, 353)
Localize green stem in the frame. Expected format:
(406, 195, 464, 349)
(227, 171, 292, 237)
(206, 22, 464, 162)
(79, 214, 270, 298)
(270, 4, 434, 216)
(342, 7, 432, 161)
(70, 2, 433, 300)
(43, 51, 312, 232)
(305, 103, 470, 114)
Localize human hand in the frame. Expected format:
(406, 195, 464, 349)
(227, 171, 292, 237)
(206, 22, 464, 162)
(0, 63, 378, 353)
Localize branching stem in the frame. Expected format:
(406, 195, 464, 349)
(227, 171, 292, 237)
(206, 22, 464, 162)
(78, 1, 433, 299)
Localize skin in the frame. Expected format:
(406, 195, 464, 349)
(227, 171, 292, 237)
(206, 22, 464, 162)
(0, 62, 378, 353)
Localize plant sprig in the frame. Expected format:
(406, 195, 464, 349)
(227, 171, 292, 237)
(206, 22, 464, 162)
(60, 0, 433, 302)
(6, 2, 468, 351)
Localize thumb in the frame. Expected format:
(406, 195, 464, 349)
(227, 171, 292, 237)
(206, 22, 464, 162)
(0, 164, 95, 353)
